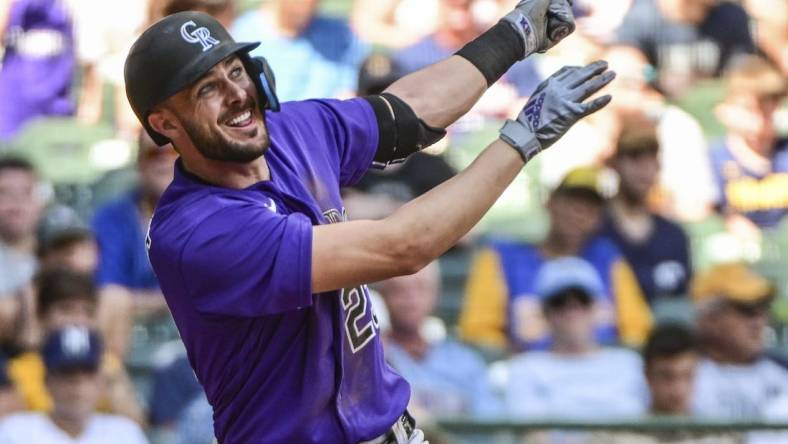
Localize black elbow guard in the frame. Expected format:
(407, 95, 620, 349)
(364, 93, 447, 169)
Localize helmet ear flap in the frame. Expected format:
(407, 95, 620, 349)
(244, 55, 280, 112)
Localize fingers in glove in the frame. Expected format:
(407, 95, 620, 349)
(567, 60, 609, 88)
(550, 65, 573, 80)
(580, 94, 613, 117)
(576, 70, 616, 101)
(547, 0, 576, 41)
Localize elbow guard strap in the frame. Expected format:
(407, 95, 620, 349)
(364, 93, 447, 169)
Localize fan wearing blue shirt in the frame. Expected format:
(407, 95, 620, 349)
(231, 0, 368, 101)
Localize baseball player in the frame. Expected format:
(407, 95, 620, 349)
(124, 1, 615, 442)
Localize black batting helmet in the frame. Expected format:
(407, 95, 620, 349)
(124, 11, 279, 146)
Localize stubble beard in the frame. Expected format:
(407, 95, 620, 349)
(182, 114, 270, 164)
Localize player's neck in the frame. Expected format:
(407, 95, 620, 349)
(182, 156, 271, 189)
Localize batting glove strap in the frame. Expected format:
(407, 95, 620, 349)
(502, 9, 541, 58)
(499, 119, 542, 163)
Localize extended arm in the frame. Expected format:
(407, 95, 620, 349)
(384, 0, 575, 129)
(312, 62, 615, 293)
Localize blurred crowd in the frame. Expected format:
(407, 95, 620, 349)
(0, 0, 787, 442)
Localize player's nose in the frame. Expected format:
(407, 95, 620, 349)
(224, 78, 248, 107)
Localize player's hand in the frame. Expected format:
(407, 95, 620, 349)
(499, 60, 615, 162)
(503, 0, 576, 58)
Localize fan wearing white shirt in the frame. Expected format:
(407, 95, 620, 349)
(505, 257, 648, 419)
(0, 327, 148, 444)
(691, 263, 788, 419)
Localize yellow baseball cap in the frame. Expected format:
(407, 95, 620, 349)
(554, 166, 604, 197)
(691, 263, 774, 305)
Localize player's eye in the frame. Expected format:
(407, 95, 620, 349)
(230, 66, 243, 79)
(197, 82, 216, 97)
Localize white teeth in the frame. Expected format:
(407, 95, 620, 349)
(228, 110, 252, 126)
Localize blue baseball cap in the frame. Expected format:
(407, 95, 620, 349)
(42, 327, 102, 373)
(535, 257, 605, 303)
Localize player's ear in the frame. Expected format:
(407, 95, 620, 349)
(148, 107, 180, 140)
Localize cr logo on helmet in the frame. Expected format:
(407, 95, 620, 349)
(180, 20, 220, 52)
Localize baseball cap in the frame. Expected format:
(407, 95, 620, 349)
(552, 166, 605, 201)
(724, 55, 788, 101)
(535, 256, 605, 303)
(124, 11, 260, 145)
(357, 53, 403, 96)
(42, 327, 102, 373)
(36, 205, 92, 255)
(691, 263, 774, 305)
(615, 122, 660, 157)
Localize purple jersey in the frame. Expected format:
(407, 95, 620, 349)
(147, 98, 410, 443)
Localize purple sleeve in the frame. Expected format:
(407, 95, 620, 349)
(307, 98, 379, 187)
(179, 201, 313, 317)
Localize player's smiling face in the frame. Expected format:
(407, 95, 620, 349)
(164, 55, 270, 163)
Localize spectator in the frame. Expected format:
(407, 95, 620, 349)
(606, 45, 716, 220)
(600, 124, 692, 305)
(459, 166, 652, 353)
(92, 132, 176, 356)
(710, 56, 788, 235)
(36, 205, 98, 275)
(537, 45, 718, 219)
(231, 0, 368, 101)
(0, 353, 22, 418)
(692, 263, 788, 419)
(394, 0, 539, 109)
(742, 0, 788, 75)
(505, 257, 647, 419)
(377, 261, 501, 420)
(643, 323, 699, 415)
(0, 157, 43, 343)
(0, 327, 148, 443)
(0, 0, 75, 140)
(616, 0, 755, 98)
(7, 269, 144, 424)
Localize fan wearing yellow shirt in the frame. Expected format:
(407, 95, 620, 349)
(7, 268, 143, 424)
(459, 166, 652, 354)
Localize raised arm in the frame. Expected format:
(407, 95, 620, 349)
(313, 61, 615, 292)
(384, 0, 575, 129)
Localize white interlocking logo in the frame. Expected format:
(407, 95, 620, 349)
(180, 20, 220, 52)
(61, 327, 91, 358)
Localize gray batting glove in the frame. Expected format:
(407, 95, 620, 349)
(499, 60, 616, 163)
(503, 0, 575, 57)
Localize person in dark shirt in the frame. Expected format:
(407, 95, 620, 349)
(600, 123, 691, 304)
(616, 0, 754, 97)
